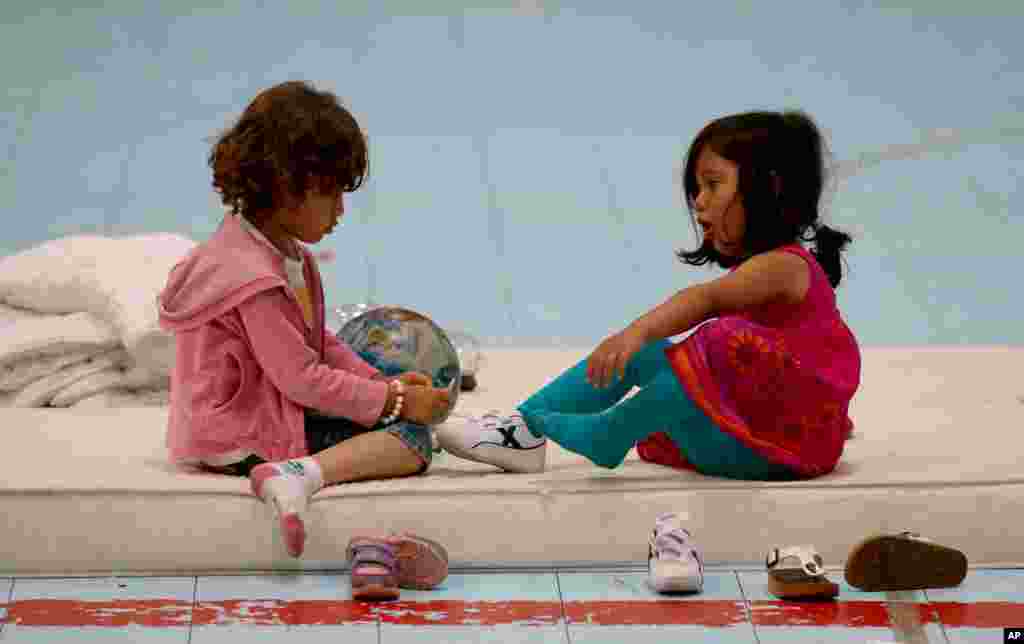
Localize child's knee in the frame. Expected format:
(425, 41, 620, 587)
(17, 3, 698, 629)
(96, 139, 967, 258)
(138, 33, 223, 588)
(385, 422, 433, 473)
(626, 339, 673, 380)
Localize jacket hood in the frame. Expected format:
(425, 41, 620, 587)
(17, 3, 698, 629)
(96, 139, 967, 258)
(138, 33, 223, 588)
(157, 215, 301, 332)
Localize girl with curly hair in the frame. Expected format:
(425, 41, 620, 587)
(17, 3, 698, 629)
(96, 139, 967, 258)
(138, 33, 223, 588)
(157, 81, 451, 582)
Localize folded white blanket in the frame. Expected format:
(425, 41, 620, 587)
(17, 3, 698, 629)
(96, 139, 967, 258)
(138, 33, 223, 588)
(0, 312, 119, 369)
(118, 363, 170, 390)
(0, 233, 195, 375)
(0, 385, 169, 409)
(10, 349, 129, 408)
(50, 364, 168, 408)
(71, 388, 169, 408)
(48, 369, 126, 407)
(0, 302, 46, 328)
(0, 235, 115, 313)
(0, 349, 110, 392)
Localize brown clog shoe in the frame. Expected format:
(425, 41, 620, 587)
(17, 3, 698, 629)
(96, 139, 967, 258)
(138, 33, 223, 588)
(844, 532, 967, 592)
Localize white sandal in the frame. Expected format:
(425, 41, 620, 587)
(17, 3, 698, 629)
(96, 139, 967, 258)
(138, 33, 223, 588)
(766, 545, 839, 599)
(647, 513, 704, 594)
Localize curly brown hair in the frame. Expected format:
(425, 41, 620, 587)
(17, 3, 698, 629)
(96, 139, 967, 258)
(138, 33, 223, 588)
(208, 80, 369, 221)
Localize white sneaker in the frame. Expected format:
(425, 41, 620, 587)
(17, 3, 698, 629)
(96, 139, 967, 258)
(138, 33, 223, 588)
(435, 410, 546, 473)
(648, 513, 704, 594)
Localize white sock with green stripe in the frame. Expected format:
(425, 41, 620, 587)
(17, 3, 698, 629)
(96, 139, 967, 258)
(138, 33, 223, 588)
(252, 457, 324, 516)
(249, 457, 324, 558)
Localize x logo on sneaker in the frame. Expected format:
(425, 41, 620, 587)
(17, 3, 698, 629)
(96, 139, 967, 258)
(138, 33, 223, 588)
(495, 425, 523, 449)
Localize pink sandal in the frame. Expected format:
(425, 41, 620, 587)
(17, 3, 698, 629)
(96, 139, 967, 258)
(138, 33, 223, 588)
(390, 532, 449, 590)
(347, 538, 400, 601)
(347, 533, 449, 601)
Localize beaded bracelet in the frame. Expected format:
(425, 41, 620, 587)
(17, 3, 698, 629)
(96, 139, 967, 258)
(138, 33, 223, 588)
(382, 379, 405, 425)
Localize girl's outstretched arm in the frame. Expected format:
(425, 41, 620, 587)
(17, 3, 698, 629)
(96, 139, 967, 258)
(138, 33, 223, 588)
(629, 250, 809, 342)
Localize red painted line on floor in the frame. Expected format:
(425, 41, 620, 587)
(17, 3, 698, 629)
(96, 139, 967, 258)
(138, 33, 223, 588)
(931, 602, 1024, 629)
(194, 600, 560, 626)
(6, 599, 1024, 629)
(373, 600, 563, 626)
(562, 600, 747, 627)
(194, 600, 561, 626)
(192, 600, 377, 625)
(6, 600, 194, 627)
(749, 600, 937, 628)
(202, 599, 747, 627)
(6, 599, 737, 627)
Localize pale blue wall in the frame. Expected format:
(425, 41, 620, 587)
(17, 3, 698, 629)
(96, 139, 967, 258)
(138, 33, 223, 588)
(3, 1, 1021, 346)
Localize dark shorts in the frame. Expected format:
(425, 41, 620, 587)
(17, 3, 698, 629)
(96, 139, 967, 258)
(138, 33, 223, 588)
(202, 410, 433, 477)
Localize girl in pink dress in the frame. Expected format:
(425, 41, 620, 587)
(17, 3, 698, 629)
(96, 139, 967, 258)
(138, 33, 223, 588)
(439, 110, 860, 480)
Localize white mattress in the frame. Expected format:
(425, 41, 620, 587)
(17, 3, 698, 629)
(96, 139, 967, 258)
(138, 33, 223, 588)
(1, 347, 1022, 576)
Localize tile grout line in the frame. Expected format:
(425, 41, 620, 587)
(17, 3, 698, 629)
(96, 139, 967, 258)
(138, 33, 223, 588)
(187, 575, 198, 644)
(554, 568, 573, 644)
(5, 578, 16, 635)
(733, 569, 763, 644)
(1, 577, 11, 636)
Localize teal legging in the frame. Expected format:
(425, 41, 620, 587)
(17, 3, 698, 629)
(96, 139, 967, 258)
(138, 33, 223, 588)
(516, 339, 797, 480)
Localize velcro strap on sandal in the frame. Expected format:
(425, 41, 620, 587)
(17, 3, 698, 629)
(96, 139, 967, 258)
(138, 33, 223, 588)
(348, 542, 397, 571)
(652, 530, 690, 558)
(651, 513, 693, 555)
(765, 545, 824, 578)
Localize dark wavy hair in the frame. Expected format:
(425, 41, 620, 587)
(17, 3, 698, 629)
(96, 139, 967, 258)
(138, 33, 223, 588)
(676, 110, 852, 288)
(208, 80, 369, 221)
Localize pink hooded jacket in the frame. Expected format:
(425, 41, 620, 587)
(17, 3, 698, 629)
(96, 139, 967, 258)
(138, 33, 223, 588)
(157, 214, 390, 464)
